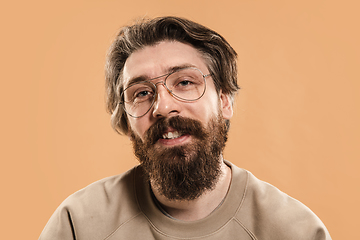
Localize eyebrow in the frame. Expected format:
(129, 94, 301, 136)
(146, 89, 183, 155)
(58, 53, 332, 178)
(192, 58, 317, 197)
(124, 64, 197, 88)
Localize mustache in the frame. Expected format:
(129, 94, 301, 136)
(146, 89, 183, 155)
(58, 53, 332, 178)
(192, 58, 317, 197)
(143, 116, 207, 145)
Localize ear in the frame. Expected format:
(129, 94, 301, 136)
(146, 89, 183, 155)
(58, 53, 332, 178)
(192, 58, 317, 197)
(219, 91, 233, 120)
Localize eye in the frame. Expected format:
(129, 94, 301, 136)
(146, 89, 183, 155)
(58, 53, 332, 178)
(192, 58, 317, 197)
(178, 80, 193, 86)
(173, 76, 201, 90)
(136, 90, 151, 98)
(133, 88, 154, 101)
(125, 84, 154, 103)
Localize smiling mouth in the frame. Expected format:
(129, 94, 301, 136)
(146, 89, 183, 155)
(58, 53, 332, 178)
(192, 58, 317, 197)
(162, 131, 183, 140)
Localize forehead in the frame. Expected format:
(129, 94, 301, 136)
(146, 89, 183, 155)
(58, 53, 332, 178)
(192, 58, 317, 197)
(122, 41, 209, 87)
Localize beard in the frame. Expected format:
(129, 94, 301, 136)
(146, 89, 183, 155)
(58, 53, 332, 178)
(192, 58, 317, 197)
(130, 114, 228, 201)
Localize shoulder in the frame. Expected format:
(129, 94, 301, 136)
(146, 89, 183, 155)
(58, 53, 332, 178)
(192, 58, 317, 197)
(230, 165, 331, 239)
(40, 166, 144, 240)
(62, 167, 137, 208)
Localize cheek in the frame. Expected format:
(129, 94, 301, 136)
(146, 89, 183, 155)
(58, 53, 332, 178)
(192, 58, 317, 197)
(197, 83, 221, 118)
(128, 116, 155, 141)
(203, 91, 220, 113)
(189, 98, 220, 122)
(128, 119, 145, 140)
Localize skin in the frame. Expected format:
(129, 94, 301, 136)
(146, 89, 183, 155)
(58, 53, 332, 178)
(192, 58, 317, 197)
(122, 40, 234, 221)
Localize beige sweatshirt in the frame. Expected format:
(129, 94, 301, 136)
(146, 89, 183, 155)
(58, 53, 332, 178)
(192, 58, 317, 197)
(39, 161, 331, 239)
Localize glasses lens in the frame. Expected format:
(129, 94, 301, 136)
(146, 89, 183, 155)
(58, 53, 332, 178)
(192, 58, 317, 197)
(166, 68, 206, 101)
(122, 68, 206, 118)
(122, 82, 155, 118)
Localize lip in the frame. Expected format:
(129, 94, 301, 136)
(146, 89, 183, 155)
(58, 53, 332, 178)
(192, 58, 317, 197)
(157, 134, 191, 146)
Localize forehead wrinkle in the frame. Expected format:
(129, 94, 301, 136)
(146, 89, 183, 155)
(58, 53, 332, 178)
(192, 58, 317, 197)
(124, 75, 150, 88)
(124, 63, 200, 88)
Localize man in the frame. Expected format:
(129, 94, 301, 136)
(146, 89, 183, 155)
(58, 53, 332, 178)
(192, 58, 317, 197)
(40, 16, 331, 239)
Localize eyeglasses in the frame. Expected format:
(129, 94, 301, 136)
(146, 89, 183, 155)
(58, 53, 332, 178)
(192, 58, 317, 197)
(121, 67, 210, 118)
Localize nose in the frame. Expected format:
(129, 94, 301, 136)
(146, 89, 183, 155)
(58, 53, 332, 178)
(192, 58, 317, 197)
(152, 83, 181, 118)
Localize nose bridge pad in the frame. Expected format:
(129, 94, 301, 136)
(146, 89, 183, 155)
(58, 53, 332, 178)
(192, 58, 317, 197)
(152, 81, 176, 116)
(155, 81, 172, 96)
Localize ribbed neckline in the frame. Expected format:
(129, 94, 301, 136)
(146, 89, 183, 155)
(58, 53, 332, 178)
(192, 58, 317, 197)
(134, 160, 248, 239)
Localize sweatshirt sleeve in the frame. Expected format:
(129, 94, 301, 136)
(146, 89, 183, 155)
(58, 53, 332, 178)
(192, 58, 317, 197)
(39, 205, 76, 240)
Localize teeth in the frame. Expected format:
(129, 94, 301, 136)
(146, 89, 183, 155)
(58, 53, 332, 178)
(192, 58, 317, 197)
(162, 131, 182, 139)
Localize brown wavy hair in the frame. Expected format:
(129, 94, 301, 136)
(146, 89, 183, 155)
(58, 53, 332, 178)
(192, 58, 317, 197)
(105, 16, 239, 135)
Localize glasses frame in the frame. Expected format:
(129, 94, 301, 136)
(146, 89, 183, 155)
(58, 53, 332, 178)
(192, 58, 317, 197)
(120, 67, 211, 118)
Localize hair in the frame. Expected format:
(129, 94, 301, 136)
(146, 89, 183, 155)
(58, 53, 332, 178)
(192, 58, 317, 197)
(105, 16, 239, 135)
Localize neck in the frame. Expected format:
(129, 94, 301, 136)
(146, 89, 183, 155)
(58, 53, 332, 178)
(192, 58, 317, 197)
(150, 159, 232, 221)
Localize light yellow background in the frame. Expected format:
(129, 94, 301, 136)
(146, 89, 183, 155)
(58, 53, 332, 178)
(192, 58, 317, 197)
(1, 0, 359, 239)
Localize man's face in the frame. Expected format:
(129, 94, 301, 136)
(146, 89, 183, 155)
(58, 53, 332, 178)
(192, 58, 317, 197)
(122, 41, 232, 141)
(122, 41, 233, 200)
